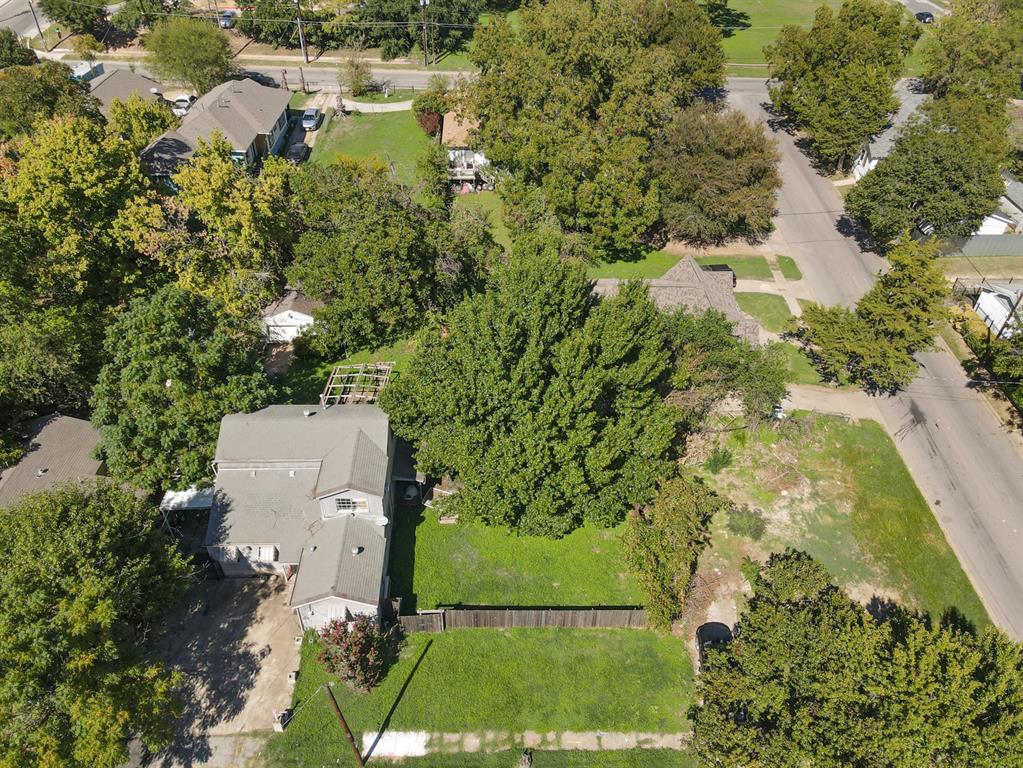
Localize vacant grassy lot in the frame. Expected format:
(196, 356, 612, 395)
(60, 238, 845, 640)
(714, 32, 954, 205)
(735, 292, 796, 333)
(265, 629, 693, 767)
(776, 255, 802, 280)
(694, 255, 772, 280)
(587, 251, 681, 279)
(717, 0, 843, 68)
(273, 337, 419, 404)
(311, 110, 432, 186)
(390, 506, 642, 610)
(454, 191, 513, 251)
(391, 751, 693, 766)
(701, 414, 988, 629)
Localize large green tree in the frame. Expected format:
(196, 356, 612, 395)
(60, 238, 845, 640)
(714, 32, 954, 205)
(0, 481, 189, 768)
(237, 0, 298, 47)
(653, 102, 781, 243)
(358, 0, 483, 60)
(91, 284, 276, 493)
(287, 159, 492, 356)
(144, 17, 234, 93)
(801, 237, 947, 390)
(38, 0, 105, 31)
(381, 252, 680, 536)
(845, 95, 1008, 244)
(0, 61, 101, 140)
(693, 550, 1023, 767)
(765, 0, 918, 169)
(107, 93, 179, 154)
(468, 0, 724, 258)
(0, 28, 36, 68)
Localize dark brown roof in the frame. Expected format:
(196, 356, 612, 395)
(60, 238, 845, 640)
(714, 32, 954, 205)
(592, 256, 759, 341)
(263, 288, 324, 318)
(0, 415, 104, 508)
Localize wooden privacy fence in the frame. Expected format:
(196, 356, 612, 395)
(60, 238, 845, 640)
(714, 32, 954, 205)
(398, 607, 647, 633)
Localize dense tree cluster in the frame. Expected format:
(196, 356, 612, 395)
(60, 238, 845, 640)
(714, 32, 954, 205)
(693, 550, 1023, 767)
(0, 61, 101, 140)
(355, 0, 483, 60)
(765, 0, 919, 170)
(0, 482, 189, 767)
(0, 28, 36, 68)
(467, 0, 778, 258)
(144, 17, 235, 93)
(801, 237, 947, 391)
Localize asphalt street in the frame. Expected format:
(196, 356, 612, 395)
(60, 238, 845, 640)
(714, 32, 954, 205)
(729, 76, 1023, 639)
(0, 0, 47, 39)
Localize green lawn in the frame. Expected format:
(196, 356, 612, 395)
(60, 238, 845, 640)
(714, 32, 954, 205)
(776, 255, 802, 280)
(454, 190, 513, 252)
(273, 337, 419, 404)
(586, 251, 681, 279)
(779, 342, 822, 385)
(311, 110, 432, 186)
(939, 256, 1023, 278)
(391, 506, 643, 611)
(694, 255, 772, 281)
(718, 0, 842, 68)
(735, 292, 796, 333)
(265, 629, 693, 767)
(353, 88, 417, 103)
(390, 751, 693, 766)
(705, 415, 989, 630)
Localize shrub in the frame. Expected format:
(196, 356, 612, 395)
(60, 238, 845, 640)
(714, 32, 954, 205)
(704, 445, 733, 474)
(727, 504, 766, 541)
(412, 76, 450, 135)
(318, 615, 402, 692)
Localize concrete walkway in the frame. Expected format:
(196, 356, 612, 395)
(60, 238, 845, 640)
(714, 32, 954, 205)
(362, 730, 690, 758)
(341, 97, 413, 113)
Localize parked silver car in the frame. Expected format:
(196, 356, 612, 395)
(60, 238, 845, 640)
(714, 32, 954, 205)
(301, 107, 322, 131)
(219, 10, 237, 28)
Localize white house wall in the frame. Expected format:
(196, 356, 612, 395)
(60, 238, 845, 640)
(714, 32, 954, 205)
(208, 543, 286, 576)
(296, 596, 377, 631)
(261, 310, 315, 343)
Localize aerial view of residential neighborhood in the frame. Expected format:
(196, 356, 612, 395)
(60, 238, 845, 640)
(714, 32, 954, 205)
(2, 0, 1023, 764)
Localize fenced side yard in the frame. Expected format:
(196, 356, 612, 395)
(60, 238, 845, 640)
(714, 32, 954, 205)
(399, 607, 647, 633)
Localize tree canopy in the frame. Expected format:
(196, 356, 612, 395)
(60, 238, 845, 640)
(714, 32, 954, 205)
(38, 0, 105, 31)
(145, 17, 234, 93)
(468, 0, 726, 258)
(91, 284, 276, 493)
(357, 0, 483, 60)
(381, 251, 681, 536)
(0, 61, 101, 141)
(765, 0, 919, 169)
(0, 28, 36, 68)
(801, 237, 947, 391)
(0, 481, 189, 768)
(107, 93, 179, 154)
(693, 550, 1023, 767)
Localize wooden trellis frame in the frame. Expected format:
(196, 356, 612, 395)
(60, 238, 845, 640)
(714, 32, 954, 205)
(319, 362, 394, 407)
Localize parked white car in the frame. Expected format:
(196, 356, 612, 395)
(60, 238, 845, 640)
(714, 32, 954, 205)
(171, 95, 196, 117)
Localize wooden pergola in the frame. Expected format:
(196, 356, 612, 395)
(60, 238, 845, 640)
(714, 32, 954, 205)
(319, 362, 394, 407)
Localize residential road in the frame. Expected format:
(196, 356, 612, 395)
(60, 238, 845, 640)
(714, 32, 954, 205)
(728, 77, 1023, 639)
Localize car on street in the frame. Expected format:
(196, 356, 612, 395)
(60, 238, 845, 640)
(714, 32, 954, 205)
(171, 95, 196, 117)
(219, 10, 237, 28)
(284, 142, 311, 164)
(915, 11, 934, 22)
(301, 107, 322, 131)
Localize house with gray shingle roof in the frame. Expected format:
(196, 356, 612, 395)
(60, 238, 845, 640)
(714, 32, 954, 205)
(141, 78, 291, 179)
(852, 78, 928, 181)
(204, 404, 402, 629)
(592, 256, 760, 342)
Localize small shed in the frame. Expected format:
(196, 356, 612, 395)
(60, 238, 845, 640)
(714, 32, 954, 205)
(261, 289, 323, 343)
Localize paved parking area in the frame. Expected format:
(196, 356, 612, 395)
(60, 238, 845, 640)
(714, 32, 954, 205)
(142, 578, 301, 768)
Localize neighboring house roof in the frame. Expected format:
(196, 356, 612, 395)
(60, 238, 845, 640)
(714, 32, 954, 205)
(141, 78, 291, 175)
(865, 78, 928, 162)
(0, 415, 103, 508)
(263, 288, 324, 320)
(441, 112, 476, 147)
(592, 256, 759, 341)
(1002, 170, 1023, 214)
(90, 69, 163, 116)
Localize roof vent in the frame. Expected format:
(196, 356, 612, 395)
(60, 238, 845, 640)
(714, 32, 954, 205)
(250, 470, 256, 478)
(302, 409, 315, 418)
(289, 470, 295, 477)
(351, 546, 363, 556)
(36, 468, 48, 477)
(310, 545, 317, 552)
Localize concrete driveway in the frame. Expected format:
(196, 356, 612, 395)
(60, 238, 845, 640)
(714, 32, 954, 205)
(142, 578, 300, 768)
(727, 77, 1023, 640)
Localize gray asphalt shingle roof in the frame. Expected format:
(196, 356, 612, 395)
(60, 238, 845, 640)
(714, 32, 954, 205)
(89, 69, 163, 116)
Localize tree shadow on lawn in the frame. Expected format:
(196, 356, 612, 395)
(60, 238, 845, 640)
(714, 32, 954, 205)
(363, 639, 434, 763)
(706, 0, 751, 37)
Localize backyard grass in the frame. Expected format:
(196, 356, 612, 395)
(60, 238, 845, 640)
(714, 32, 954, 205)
(586, 251, 681, 279)
(273, 337, 419, 404)
(940, 256, 1023, 278)
(694, 255, 772, 281)
(311, 110, 432, 186)
(390, 506, 643, 611)
(702, 414, 989, 630)
(454, 191, 513, 251)
(390, 751, 693, 766)
(353, 88, 417, 103)
(718, 0, 842, 68)
(265, 629, 693, 767)
(735, 292, 796, 333)
(776, 255, 802, 280)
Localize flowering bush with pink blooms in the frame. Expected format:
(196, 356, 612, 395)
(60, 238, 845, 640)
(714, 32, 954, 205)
(318, 615, 402, 692)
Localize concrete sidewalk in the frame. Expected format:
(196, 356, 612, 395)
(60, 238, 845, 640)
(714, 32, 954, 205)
(362, 730, 690, 758)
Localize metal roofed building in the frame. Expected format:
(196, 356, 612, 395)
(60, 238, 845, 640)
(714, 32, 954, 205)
(141, 78, 292, 178)
(204, 404, 403, 629)
(592, 255, 760, 342)
(0, 415, 104, 508)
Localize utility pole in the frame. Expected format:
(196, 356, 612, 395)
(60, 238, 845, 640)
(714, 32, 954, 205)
(281, 68, 289, 90)
(325, 684, 364, 767)
(294, 0, 309, 64)
(419, 0, 429, 67)
(299, 65, 307, 92)
(26, 0, 44, 44)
